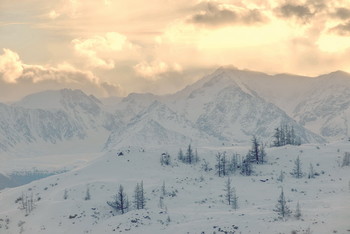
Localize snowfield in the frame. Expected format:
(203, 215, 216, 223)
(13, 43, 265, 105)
(0, 142, 349, 234)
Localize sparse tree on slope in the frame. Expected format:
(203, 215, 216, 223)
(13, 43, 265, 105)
(241, 155, 253, 176)
(231, 187, 238, 210)
(84, 186, 91, 200)
(160, 152, 171, 166)
(178, 148, 184, 162)
(161, 181, 166, 197)
(308, 163, 315, 179)
(194, 148, 199, 163)
(228, 153, 240, 174)
(273, 125, 300, 147)
(186, 144, 194, 164)
(139, 181, 146, 209)
(295, 201, 302, 220)
(277, 170, 285, 182)
(250, 136, 260, 164)
(63, 189, 68, 200)
(216, 152, 227, 177)
(259, 144, 266, 164)
(274, 188, 291, 219)
(107, 185, 129, 214)
(133, 183, 141, 209)
(224, 177, 233, 205)
(133, 181, 146, 209)
(342, 152, 350, 167)
(292, 155, 303, 178)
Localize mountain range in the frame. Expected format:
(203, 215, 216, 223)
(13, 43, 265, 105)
(1, 67, 349, 154)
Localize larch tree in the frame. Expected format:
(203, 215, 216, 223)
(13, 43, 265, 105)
(231, 187, 238, 210)
(178, 148, 184, 162)
(133, 181, 146, 209)
(107, 185, 129, 214)
(295, 201, 302, 220)
(274, 188, 291, 219)
(292, 155, 303, 178)
(224, 177, 233, 205)
(186, 144, 193, 164)
(84, 186, 91, 200)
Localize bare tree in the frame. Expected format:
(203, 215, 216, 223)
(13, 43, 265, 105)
(20, 192, 35, 215)
(107, 185, 129, 214)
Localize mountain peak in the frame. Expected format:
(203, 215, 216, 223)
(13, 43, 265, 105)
(327, 70, 350, 77)
(14, 88, 101, 111)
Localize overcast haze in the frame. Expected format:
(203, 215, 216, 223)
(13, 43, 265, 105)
(1, 0, 350, 102)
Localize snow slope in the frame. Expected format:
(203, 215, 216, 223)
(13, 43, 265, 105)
(0, 142, 349, 233)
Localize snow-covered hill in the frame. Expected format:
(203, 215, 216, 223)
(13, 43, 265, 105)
(0, 142, 349, 234)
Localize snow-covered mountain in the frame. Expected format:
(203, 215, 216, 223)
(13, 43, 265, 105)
(4, 67, 350, 154)
(292, 71, 350, 140)
(166, 68, 323, 144)
(174, 67, 350, 141)
(105, 100, 219, 149)
(0, 89, 122, 154)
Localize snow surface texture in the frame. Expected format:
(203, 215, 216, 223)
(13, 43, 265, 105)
(0, 68, 350, 233)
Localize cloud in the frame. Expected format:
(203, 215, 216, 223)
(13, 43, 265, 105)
(0, 49, 23, 83)
(134, 60, 182, 80)
(275, 2, 314, 23)
(188, 2, 266, 27)
(0, 48, 124, 102)
(332, 7, 350, 20)
(329, 20, 350, 35)
(72, 32, 134, 69)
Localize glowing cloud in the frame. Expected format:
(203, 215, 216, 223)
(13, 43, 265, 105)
(134, 60, 182, 80)
(0, 49, 23, 83)
(72, 32, 133, 69)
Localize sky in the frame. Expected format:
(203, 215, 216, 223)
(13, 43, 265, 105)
(1, 0, 350, 102)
